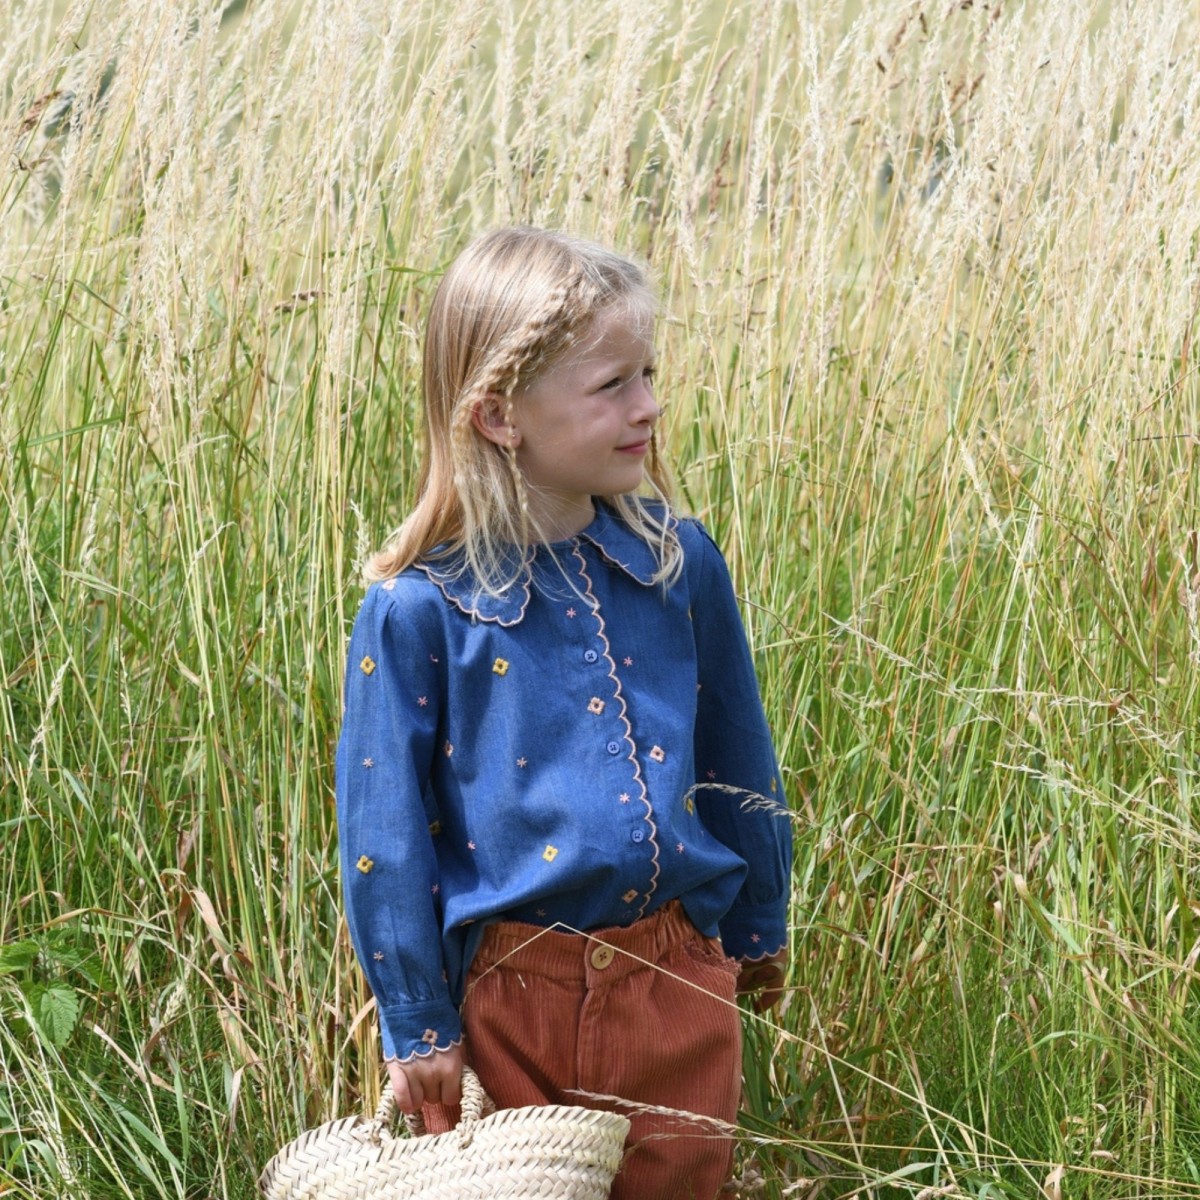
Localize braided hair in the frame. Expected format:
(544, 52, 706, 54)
(366, 226, 679, 591)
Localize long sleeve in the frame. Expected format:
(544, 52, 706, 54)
(688, 522, 793, 959)
(335, 581, 461, 1061)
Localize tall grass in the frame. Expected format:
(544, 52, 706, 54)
(4, 0, 1200, 1195)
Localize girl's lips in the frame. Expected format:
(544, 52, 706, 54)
(616, 441, 649, 455)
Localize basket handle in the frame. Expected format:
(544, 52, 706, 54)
(373, 1065, 492, 1145)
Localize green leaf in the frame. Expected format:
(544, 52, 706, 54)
(31, 984, 79, 1048)
(0, 942, 39, 976)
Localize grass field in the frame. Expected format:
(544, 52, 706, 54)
(4, 0, 1200, 1195)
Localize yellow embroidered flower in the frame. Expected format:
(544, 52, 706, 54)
(428, 820, 442, 835)
(492, 657, 509, 676)
(684, 796, 695, 814)
(622, 888, 638, 904)
(359, 656, 376, 675)
(421, 1028, 439, 1045)
(356, 855, 374, 874)
(587, 697, 605, 715)
(770, 778, 777, 793)
(542, 844, 558, 862)
(649, 745, 665, 763)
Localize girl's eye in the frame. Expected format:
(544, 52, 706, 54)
(601, 376, 623, 390)
(643, 366, 656, 383)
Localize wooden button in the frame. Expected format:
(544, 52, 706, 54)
(590, 944, 615, 970)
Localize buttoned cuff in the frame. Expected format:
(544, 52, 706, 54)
(719, 899, 788, 961)
(378, 997, 463, 1063)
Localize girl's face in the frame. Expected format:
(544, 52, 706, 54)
(508, 305, 659, 539)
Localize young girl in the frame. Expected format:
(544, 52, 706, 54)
(336, 226, 791, 1200)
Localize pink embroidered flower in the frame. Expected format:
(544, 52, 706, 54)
(706, 768, 717, 780)
(676, 842, 685, 854)
(417, 696, 428, 707)
(362, 758, 374, 768)
(517, 757, 527, 768)
(750, 933, 761, 943)
(623, 657, 633, 667)
(566, 607, 577, 618)
(467, 841, 476, 851)
(373, 951, 384, 960)
(431, 883, 440, 894)
(619, 793, 631, 804)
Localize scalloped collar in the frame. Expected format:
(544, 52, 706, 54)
(415, 505, 667, 626)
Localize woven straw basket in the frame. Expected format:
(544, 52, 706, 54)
(259, 1066, 630, 1200)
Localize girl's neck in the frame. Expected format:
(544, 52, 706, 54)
(525, 492, 596, 543)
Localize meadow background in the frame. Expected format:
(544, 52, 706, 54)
(4, 0, 1200, 1195)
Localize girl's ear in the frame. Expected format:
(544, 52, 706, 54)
(471, 393, 520, 448)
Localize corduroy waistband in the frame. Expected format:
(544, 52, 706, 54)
(468, 900, 706, 989)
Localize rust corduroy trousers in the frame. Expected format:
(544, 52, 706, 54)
(423, 901, 743, 1200)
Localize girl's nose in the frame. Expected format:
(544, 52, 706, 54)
(634, 378, 659, 425)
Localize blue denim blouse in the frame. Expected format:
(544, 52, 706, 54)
(335, 505, 792, 1063)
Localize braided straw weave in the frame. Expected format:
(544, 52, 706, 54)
(259, 1067, 630, 1199)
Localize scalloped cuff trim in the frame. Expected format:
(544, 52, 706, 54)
(383, 1035, 464, 1065)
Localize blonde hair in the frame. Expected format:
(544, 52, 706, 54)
(366, 226, 681, 590)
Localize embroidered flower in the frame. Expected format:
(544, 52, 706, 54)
(676, 842, 685, 854)
(421, 1029, 439, 1046)
(373, 951, 384, 961)
(356, 855, 374, 874)
(622, 889, 638, 904)
(684, 796, 695, 814)
(431, 883, 440, 894)
(430, 654, 439, 663)
(649, 745, 665, 763)
(750, 933, 761, 944)
(706, 768, 716, 780)
(417, 696, 428, 707)
(467, 840, 476, 851)
(536, 908, 547, 917)
(516, 757, 528, 768)
(587, 697, 605, 715)
(771, 778, 778, 793)
(623, 656, 633, 667)
(359, 656, 376, 675)
(492, 657, 509, 676)
(382, 579, 396, 591)
(429, 820, 442, 835)
(566, 607, 577, 618)
(619, 792, 631, 804)
(542, 845, 558, 862)
(444, 741, 453, 757)
(362, 758, 374, 768)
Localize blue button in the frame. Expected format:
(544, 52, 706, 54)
(584, 649, 599, 664)
(606, 741, 621, 755)
(630, 829, 645, 844)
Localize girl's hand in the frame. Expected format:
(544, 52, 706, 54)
(387, 1042, 465, 1113)
(737, 949, 789, 1013)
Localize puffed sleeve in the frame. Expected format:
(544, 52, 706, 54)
(687, 521, 793, 959)
(335, 579, 461, 1062)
